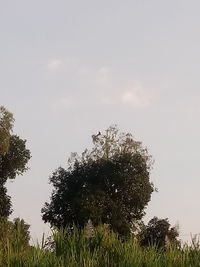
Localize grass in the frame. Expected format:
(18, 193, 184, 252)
(1, 225, 200, 266)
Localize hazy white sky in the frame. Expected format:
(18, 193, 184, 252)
(1, 0, 200, 242)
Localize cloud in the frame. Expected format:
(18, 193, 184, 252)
(98, 66, 112, 75)
(101, 97, 113, 105)
(79, 65, 112, 85)
(120, 86, 153, 108)
(101, 83, 154, 108)
(46, 60, 154, 111)
(44, 59, 63, 71)
(52, 96, 79, 111)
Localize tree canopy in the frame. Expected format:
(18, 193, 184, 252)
(42, 126, 154, 236)
(140, 217, 179, 249)
(0, 107, 31, 217)
(0, 106, 14, 156)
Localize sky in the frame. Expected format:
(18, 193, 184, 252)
(1, 0, 200, 242)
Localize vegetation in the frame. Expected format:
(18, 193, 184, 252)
(140, 217, 180, 249)
(0, 216, 30, 265)
(1, 107, 199, 266)
(0, 106, 14, 156)
(0, 106, 31, 217)
(0, 217, 30, 248)
(0, 225, 200, 267)
(42, 126, 154, 237)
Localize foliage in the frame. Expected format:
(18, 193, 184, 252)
(0, 217, 30, 246)
(1, 226, 200, 266)
(42, 126, 154, 237)
(68, 125, 152, 165)
(0, 186, 12, 218)
(0, 135, 31, 184)
(140, 216, 180, 249)
(0, 106, 14, 156)
(0, 217, 30, 264)
(0, 107, 31, 217)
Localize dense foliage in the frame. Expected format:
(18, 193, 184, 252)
(0, 106, 14, 156)
(42, 126, 154, 236)
(0, 216, 30, 265)
(140, 217, 180, 249)
(0, 107, 31, 216)
(0, 217, 30, 248)
(0, 226, 199, 267)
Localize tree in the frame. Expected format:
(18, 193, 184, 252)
(0, 107, 31, 217)
(0, 186, 12, 218)
(139, 217, 179, 249)
(42, 126, 154, 237)
(0, 106, 14, 155)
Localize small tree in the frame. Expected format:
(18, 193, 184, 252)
(140, 217, 179, 249)
(42, 126, 154, 237)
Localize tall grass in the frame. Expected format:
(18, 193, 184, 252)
(1, 225, 200, 266)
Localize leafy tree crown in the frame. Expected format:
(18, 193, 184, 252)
(0, 107, 31, 217)
(42, 126, 154, 237)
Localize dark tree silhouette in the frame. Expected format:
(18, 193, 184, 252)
(0, 107, 31, 217)
(42, 126, 154, 237)
(140, 217, 179, 249)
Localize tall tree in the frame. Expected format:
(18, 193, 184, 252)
(42, 126, 154, 237)
(0, 107, 31, 217)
